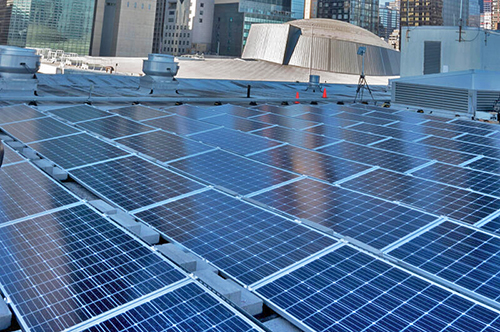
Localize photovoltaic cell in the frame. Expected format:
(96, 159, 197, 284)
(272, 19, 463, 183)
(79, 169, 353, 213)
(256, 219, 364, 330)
(201, 114, 272, 132)
(366, 111, 450, 123)
(341, 168, 500, 224)
(257, 245, 500, 332)
(251, 113, 317, 130)
(1, 117, 81, 143)
(421, 120, 496, 136)
(77, 115, 156, 139)
(455, 133, 500, 148)
(303, 124, 387, 145)
(164, 104, 222, 120)
(295, 113, 360, 128)
(48, 105, 111, 123)
(251, 178, 438, 249)
(318, 141, 430, 172)
(452, 118, 499, 130)
(206, 104, 266, 118)
(189, 127, 282, 155)
(389, 122, 461, 139)
(0, 104, 45, 124)
(349, 122, 428, 142)
(108, 105, 170, 121)
(389, 221, 500, 303)
(419, 136, 500, 160)
(372, 138, 477, 165)
(249, 145, 371, 183)
(331, 112, 396, 126)
(0, 205, 186, 332)
(169, 149, 299, 195)
(2, 144, 24, 166)
(142, 114, 220, 136)
(70, 156, 204, 211)
(28, 133, 129, 169)
(84, 282, 262, 332)
(283, 104, 331, 115)
(115, 130, 213, 163)
(135, 190, 336, 285)
(350, 104, 401, 113)
(0, 162, 79, 224)
(465, 156, 500, 174)
(250, 125, 339, 150)
(253, 104, 309, 117)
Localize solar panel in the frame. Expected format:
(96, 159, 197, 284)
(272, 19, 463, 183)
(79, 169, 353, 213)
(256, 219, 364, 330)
(466, 156, 500, 174)
(164, 104, 222, 120)
(372, 138, 477, 165)
(2, 143, 24, 166)
(206, 104, 266, 118)
(455, 133, 500, 148)
(304, 124, 387, 145)
(350, 103, 401, 113)
(77, 115, 156, 139)
(115, 130, 213, 163)
(142, 114, 220, 136)
(388, 220, 500, 303)
(367, 111, 450, 123)
(283, 104, 331, 115)
(189, 127, 282, 155)
(28, 133, 130, 170)
(253, 104, 309, 117)
(250, 125, 339, 150)
(318, 141, 430, 173)
(70, 156, 204, 211)
(108, 105, 170, 121)
(135, 189, 336, 285)
(251, 178, 438, 250)
(295, 113, 360, 128)
(420, 136, 500, 160)
(349, 122, 428, 141)
(201, 114, 273, 132)
(412, 162, 500, 197)
(1, 117, 81, 143)
(48, 105, 111, 123)
(0, 104, 45, 124)
(341, 168, 500, 224)
(251, 113, 317, 130)
(421, 120, 496, 136)
(480, 216, 500, 234)
(331, 112, 396, 126)
(249, 145, 371, 183)
(389, 122, 462, 139)
(0, 205, 186, 332)
(169, 149, 299, 195)
(257, 245, 500, 332)
(452, 118, 499, 130)
(0, 162, 79, 224)
(83, 282, 262, 332)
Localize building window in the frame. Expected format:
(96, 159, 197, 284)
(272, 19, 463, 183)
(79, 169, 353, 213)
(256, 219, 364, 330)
(199, 18, 203, 23)
(200, 3, 204, 7)
(200, 10, 204, 15)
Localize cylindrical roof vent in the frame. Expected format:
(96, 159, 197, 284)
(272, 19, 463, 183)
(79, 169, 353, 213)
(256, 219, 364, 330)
(0, 46, 40, 80)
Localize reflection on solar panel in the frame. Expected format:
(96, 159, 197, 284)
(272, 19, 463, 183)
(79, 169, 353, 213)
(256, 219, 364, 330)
(257, 245, 500, 332)
(249, 145, 371, 183)
(136, 190, 336, 285)
(84, 282, 262, 332)
(304, 124, 387, 145)
(2, 144, 24, 166)
(372, 138, 476, 165)
(77, 115, 156, 139)
(295, 113, 360, 128)
(202, 114, 272, 132)
(0, 162, 79, 224)
(251, 178, 438, 249)
(331, 112, 396, 126)
(389, 221, 500, 303)
(318, 141, 430, 172)
(48, 105, 111, 123)
(420, 136, 500, 159)
(170, 150, 299, 195)
(165, 104, 222, 119)
(207, 104, 266, 118)
(282, 104, 328, 115)
(1, 117, 80, 143)
(0, 104, 45, 124)
(367, 111, 450, 123)
(0, 205, 186, 332)
(389, 122, 461, 139)
(413, 162, 500, 197)
(189, 127, 282, 155)
(421, 120, 495, 136)
(253, 104, 309, 117)
(28, 133, 129, 170)
(456, 133, 500, 148)
(251, 113, 317, 130)
(351, 104, 401, 113)
(116, 130, 213, 163)
(109, 105, 170, 121)
(70, 156, 204, 211)
(251, 125, 339, 150)
(465, 156, 500, 174)
(142, 114, 220, 136)
(341, 168, 500, 224)
(349, 122, 428, 141)
(452, 118, 499, 130)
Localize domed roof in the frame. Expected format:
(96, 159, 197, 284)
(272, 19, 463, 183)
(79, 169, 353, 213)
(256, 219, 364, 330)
(287, 19, 393, 49)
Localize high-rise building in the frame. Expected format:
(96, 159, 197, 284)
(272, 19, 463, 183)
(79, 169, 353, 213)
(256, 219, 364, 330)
(316, 0, 379, 34)
(379, 1, 399, 40)
(400, 0, 471, 28)
(153, 0, 168, 53)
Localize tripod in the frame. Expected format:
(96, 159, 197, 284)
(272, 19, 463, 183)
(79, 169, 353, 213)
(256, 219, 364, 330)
(354, 47, 375, 103)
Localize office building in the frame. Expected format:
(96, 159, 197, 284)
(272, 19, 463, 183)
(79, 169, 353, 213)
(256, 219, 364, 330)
(400, 0, 473, 29)
(316, 0, 379, 34)
(379, 1, 399, 40)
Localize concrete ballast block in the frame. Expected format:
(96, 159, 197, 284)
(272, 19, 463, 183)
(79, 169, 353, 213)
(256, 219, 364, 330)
(33, 159, 54, 173)
(21, 148, 40, 160)
(108, 211, 141, 234)
(195, 269, 241, 304)
(194, 257, 218, 273)
(0, 298, 12, 330)
(137, 225, 160, 245)
(5, 141, 24, 152)
(155, 244, 197, 272)
(51, 167, 68, 181)
(227, 280, 263, 316)
(88, 200, 118, 215)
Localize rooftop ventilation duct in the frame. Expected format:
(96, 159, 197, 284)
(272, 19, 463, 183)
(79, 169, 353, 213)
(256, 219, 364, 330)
(140, 54, 179, 94)
(0, 46, 40, 95)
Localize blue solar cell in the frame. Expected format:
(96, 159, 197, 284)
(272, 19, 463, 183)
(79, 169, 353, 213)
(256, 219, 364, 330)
(419, 136, 500, 160)
(0, 162, 79, 224)
(421, 120, 496, 136)
(349, 123, 428, 142)
(189, 127, 282, 155)
(456, 133, 500, 149)
(29, 133, 129, 169)
(341, 168, 500, 224)
(206, 104, 266, 118)
(389, 220, 500, 303)
(115, 130, 212, 163)
(331, 112, 396, 126)
(372, 138, 477, 165)
(389, 122, 462, 139)
(0, 205, 186, 332)
(1, 117, 81, 143)
(349, 104, 401, 113)
(48, 105, 111, 123)
(249, 145, 371, 183)
(164, 104, 222, 119)
(304, 123, 388, 145)
(109, 105, 170, 121)
(253, 104, 309, 117)
(251, 113, 317, 130)
(135, 189, 336, 285)
(202, 114, 273, 132)
(452, 118, 500, 130)
(295, 112, 361, 127)
(250, 125, 339, 149)
(251, 178, 438, 249)
(257, 245, 500, 332)
(0, 104, 45, 124)
(170, 149, 299, 195)
(284, 104, 334, 115)
(142, 114, 220, 135)
(70, 156, 204, 211)
(1, 143, 24, 166)
(465, 156, 500, 174)
(77, 115, 156, 139)
(318, 141, 430, 172)
(84, 282, 262, 332)
(366, 111, 450, 123)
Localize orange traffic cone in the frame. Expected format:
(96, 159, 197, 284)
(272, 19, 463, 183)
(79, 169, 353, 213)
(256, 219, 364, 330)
(322, 89, 327, 98)
(295, 92, 300, 104)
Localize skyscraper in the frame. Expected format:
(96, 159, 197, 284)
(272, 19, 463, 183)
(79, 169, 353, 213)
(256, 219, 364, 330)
(379, 1, 399, 40)
(400, 0, 471, 28)
(316, 0, 379, 34)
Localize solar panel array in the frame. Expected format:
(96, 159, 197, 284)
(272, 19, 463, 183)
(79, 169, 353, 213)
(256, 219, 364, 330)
(1, 143, 24, 166)
(4, 101, 500, 332)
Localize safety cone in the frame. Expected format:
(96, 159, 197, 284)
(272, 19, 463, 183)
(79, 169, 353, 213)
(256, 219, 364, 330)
(322, 89, 327, 98)
(295, 92, 300, 104)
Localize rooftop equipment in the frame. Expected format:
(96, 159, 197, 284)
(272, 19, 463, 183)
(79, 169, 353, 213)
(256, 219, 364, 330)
(0, 46, 40, 95)
(140, 54, 179, 94)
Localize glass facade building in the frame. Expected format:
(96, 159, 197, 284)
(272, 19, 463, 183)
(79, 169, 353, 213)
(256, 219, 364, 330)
(317, 0, 379, 33)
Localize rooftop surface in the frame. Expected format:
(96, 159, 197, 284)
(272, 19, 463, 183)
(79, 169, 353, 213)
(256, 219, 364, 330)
(1, 73, 500, 332)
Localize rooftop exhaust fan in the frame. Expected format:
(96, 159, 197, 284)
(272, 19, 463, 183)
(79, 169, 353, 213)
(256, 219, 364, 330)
(0, 46, 40, 95)
(140, 54, 179, 94)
